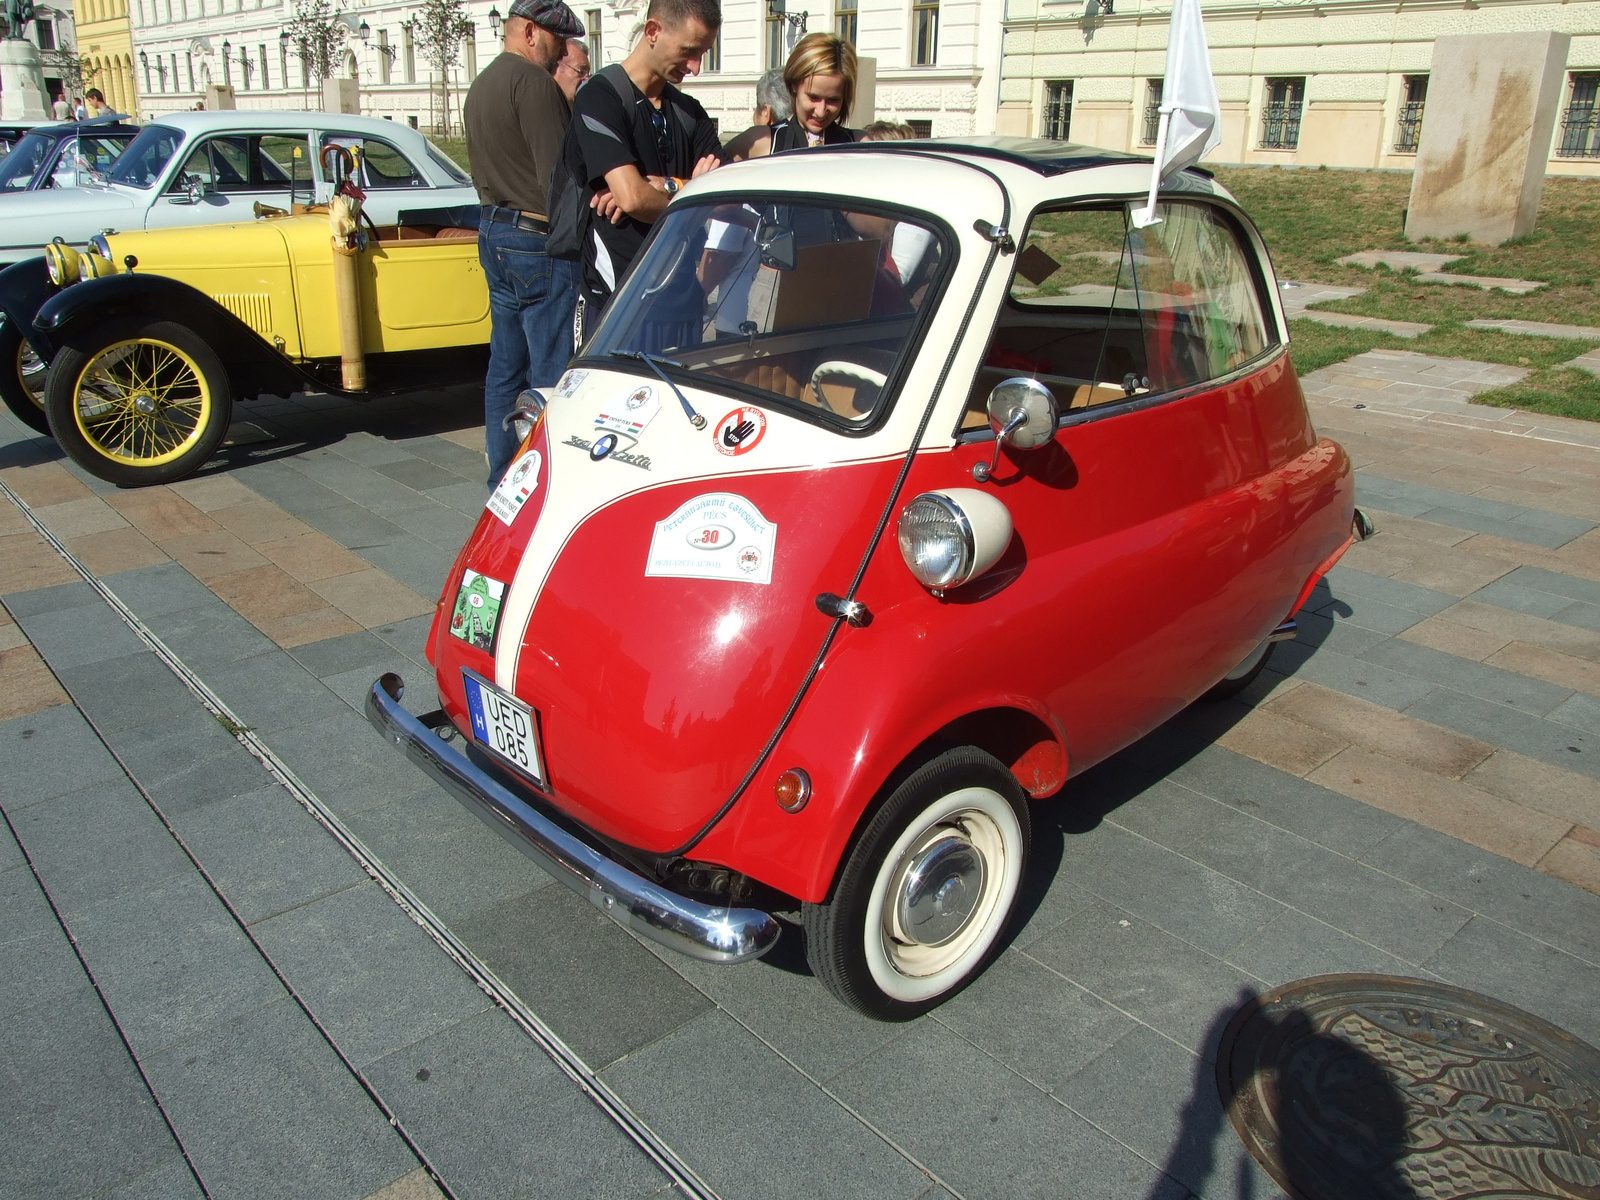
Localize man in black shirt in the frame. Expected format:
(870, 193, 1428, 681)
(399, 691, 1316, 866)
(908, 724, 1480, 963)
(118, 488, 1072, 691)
(566, 0, 723, 323)
(463, 0, 584, 488)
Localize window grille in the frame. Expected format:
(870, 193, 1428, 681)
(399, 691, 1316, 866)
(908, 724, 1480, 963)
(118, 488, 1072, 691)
(1142, 78, 1163, 145)
(912, 0, 938, 66)
(1558, 73, 1600, 159)
(909, 119, 932, 137)
(1260, 77, 1304, 149)
(1043, 80, 1072, 141)
(1394, 74, 1426, 153)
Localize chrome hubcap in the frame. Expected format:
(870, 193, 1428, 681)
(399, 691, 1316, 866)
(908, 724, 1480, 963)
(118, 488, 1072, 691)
(132, 394, 157, 415)
(892, 830, 987, 947)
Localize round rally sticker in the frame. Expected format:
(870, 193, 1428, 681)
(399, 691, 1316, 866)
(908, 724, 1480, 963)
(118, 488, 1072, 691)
(713, 407, 766, 457)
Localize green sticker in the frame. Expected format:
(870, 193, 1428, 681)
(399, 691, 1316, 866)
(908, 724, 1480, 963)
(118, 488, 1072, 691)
(449, 570, 504, 651)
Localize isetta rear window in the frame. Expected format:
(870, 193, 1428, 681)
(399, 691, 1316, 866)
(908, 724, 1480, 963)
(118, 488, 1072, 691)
(583, 198, 951, 432)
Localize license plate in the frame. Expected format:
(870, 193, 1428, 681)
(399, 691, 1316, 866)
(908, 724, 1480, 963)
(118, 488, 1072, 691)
(462, 670, 545, 787)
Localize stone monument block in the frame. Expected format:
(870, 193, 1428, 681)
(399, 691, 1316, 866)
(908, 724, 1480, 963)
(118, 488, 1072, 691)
(0, 37, 49, 121)
(1405, 31, 1570, 245)
(205, 83, 235, 110)
(322, 77, 359, 115)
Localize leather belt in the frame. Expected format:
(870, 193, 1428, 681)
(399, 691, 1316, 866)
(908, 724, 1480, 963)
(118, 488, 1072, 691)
(482, 205, 549, 233)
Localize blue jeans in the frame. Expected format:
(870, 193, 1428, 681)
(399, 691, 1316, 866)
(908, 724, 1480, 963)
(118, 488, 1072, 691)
(479, 217, 579, 487)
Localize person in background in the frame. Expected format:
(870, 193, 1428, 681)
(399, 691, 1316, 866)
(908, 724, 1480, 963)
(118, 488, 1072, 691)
(566, 0, 722, 323)
(554, 35, 590, 102)
(463, 0, 585, 488)
(858, 120, 934, 286)
(751, 68, 790, 126)
(84, 89, 107, 118)
(72, 96, 87, 120)
(726, 33, 856, 160)
(51, 93, 69, 120)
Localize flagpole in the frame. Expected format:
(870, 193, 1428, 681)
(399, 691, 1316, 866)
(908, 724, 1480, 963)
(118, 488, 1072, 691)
(1132, 107, 1172, 229)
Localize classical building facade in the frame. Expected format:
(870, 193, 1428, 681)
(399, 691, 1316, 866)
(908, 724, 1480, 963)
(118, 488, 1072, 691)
(73, 0, 139, 113)
(997, 0, 1600, 175)
(586, 0, 1005, 137)
(130, 0, 1007, 136)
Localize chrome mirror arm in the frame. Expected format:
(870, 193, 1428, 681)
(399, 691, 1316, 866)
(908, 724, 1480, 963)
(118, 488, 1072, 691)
(973, 410, 1027, 482)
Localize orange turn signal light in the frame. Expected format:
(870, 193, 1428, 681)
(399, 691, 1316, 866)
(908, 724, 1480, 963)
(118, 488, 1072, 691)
(774, 768, 811, 814)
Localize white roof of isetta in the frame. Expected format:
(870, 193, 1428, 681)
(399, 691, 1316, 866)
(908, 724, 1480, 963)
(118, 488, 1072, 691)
(673, 138, 1259, 453)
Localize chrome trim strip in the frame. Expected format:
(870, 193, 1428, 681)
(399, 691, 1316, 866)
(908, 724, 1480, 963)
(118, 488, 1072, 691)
(366, 673, 781, 966)
(1267, 619, 1298, 643)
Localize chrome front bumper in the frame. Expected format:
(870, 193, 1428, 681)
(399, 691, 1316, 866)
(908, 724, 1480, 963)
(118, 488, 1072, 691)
(365, 674, 780, 965)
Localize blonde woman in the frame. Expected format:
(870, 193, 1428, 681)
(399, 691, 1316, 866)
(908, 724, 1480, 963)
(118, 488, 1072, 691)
(726, 33, 858, 160)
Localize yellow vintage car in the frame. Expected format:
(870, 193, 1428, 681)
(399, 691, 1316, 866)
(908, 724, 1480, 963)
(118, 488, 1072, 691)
(0, 205, 490, 485)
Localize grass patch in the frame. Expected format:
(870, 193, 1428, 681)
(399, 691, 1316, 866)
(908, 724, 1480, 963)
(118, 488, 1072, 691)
(1286, 318, 1600, 422)
(1474, 369, 1600, 423)
(1213, 166, 1600, 327)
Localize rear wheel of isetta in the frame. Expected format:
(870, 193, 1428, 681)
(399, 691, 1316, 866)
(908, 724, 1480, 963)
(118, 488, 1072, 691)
(45, 318, 232, 487)
(804, 747, 1031, 1020)
(0, 319, 51, 435)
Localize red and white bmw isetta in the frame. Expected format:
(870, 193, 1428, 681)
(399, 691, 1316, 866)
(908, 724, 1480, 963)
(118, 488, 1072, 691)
(369, 137, 1354, 1019)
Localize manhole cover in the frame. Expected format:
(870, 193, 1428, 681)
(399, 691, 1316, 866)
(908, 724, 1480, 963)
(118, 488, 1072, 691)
(1217, 974, 1600, 1200)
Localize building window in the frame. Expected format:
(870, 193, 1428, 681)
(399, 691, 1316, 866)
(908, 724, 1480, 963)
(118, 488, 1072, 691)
(34, 18, 54, 49)
(147, 55, 155, 90)
(766, 4, 785, 70)
(835, 0, 856, 45)
(908, 118, 932, 137)
(1558, 73, 1600, 159)
(464, 25, 476, 77)
(376, 29, 389, 83)
(1394, 74, 1426, 153)
(1142, 78, 1163, 145)
(1042, 80, 1072, 140)
(1260, 76, 1305, 149)
(402, 22, 415, 83)
(187, 52, 195, 90)
(912, 0, 938, 66)
(702, 26, 719, 71)
(173, 52, 181, 90)
(586, 8, 602, 66)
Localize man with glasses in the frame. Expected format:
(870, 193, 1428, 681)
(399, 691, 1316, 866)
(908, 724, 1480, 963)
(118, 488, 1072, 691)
(554, 36, 590, 102)
(463, 0, 585, 488)
(564, 0, 723, 329)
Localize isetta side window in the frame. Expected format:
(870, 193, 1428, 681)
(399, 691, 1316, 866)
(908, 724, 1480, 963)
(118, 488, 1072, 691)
(584, 200, 948, 429)
(964, 200, 1276, 432)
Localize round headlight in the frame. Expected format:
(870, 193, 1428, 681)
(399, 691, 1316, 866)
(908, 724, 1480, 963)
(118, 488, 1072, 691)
(898, 493, 973, 589)
(897, 488, 1014, 591)
(44, 238, 82, 287)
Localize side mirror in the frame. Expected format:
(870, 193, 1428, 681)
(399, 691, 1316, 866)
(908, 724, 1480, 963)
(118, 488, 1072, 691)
(973, 377, 1059, 482)
(188, 176, 207, 203)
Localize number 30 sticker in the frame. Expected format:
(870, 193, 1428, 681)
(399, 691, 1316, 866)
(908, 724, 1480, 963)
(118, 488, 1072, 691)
(713, 407, 766, 456)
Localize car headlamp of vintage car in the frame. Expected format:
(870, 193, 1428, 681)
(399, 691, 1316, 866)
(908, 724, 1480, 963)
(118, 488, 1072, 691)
(897, 489, 1013, 591)
(44, 238, 83, 287)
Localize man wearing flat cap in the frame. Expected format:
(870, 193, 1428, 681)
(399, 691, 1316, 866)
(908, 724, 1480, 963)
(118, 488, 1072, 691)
(464, 0, 585, 489)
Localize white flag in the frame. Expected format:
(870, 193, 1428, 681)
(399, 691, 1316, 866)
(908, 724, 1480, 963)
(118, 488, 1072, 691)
(1131, 0, 1221, 228)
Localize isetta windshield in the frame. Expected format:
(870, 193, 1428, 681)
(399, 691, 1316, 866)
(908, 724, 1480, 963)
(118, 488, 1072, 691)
(584, 199, 948, 429)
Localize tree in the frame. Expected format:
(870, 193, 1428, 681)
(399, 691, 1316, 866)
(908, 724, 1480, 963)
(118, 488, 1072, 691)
(48, 50, 97, 99)
(285, 0, 349, 88)
(412, 0, 473, 135)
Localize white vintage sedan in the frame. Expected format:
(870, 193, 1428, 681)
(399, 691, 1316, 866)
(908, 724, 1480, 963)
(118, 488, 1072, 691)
(0, 110, 477, 266)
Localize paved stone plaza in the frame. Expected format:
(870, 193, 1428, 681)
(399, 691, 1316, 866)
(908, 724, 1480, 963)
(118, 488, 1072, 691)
(2, 358, 1598, 1200)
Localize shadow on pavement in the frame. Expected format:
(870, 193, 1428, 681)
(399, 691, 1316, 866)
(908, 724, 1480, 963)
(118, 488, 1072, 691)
(1145, 987, 1418, 1200)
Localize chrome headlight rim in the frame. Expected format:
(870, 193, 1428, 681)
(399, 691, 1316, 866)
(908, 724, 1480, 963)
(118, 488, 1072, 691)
(897, 492, 977, 590)
(88, 234, 111, 261)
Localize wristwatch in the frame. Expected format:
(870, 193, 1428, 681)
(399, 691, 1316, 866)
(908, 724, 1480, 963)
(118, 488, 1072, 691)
(663, 177, 680, 197)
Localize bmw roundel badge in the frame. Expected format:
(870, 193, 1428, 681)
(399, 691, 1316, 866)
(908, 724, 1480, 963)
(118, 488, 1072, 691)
(590, 433, 618, 462)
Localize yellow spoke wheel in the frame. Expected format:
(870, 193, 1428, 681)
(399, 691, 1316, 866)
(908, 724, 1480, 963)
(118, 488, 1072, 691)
(72, 338, 212, 467)
(45, 319, 232, 487)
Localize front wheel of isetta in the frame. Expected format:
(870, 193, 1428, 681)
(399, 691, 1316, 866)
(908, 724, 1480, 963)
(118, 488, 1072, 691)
(804, 747, 1031, 1020)
(45, 318, 232, 487)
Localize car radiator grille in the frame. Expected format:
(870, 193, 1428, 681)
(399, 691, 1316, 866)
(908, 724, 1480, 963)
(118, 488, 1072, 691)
(211, 292, 274, 337)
